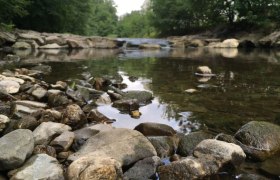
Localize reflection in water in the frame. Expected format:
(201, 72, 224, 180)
(2, 47, 280, 134)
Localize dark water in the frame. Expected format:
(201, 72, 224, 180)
(3, 47, 280, 135)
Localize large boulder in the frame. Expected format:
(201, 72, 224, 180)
(17, 32, 45, 45)
(235, 121, 280, 160)
(68, 128, 157, 166)
(134, 122, 176, 136)
(123, 156, 162, 180)
(193, 139, 246, 166)
(177, 131, 214, 156)
(258, 31, 280, 47)
(158, 139, 245, 180)
(12, 41, 32, 49)
(209, 39, 239, 48)
(0, 32, 16, 45)
(0, 129, 34, 171)
(8, 154, 64, 180)
(67, 154, 123, 180)
(33, 122, 72, 145)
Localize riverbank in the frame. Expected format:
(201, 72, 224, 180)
(0, 61, 280, 179)
(1, 29, 280, 51)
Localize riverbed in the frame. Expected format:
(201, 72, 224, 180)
(2, 47, 280, 135)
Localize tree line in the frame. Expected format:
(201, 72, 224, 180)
(1, 0, 280, 37)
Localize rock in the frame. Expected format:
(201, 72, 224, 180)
(139, 44, 161, 49)
(95, 93, 112, 105)
(30, 85, 48, 99)
(124, 156, 162, 180)
(62, 104, 86, 129)
(235, 121, 280, 160)
(33, 122, 71, 145)
(45, 36, 66, 45)
(158, 156, 215, 180)
(50, 131, 75, 152)
(158, 140, 246, 180)
(123, 91, 153, 104)
(134, 122, 176, 136)
(31, 64, 52, 74)
(0, 115, 10, 132)
(8, 154, 64, 180)
(148, 136, 179, 158)
(14, 115, 39, 130)
(11, 104, 42, 116)
(0, 129, 34, 171)
(0, 32, 16, 45)
(0, 75, 24, 85)
(12, 41, 32, 49)
(67, 155, 123, 180)
(196, 66, 212, 74)
(48, 91, 69, 107)
(72, 124, 113, 150)
(39, 109, 62, 123)
(177, 131, 214, 156)
(112, 99, 139, 112)
(51, 81, 67, 90)
(39, 43, 65, 49)
(239, 39, 256, 48)
(209, 38, 239, 48)
(0, 80, 20, 94)
(66, 38, 90, 49)
(17, 32, 45, 45)
(33, 145, 57, 158)
(87, 109, 113, 123)
(260, 155, 280, 177)
(258, 31, 280, 47)
(185, 89, 197, 93)
(14, 100, 47, 108)
(193, 139, 246, 166)
(130, 110, 142, 118)
(68, 128, 157, 167)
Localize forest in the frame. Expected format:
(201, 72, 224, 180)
(1, 0, 280, 37)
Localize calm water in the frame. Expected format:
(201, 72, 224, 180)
(2, 47, 280, 135)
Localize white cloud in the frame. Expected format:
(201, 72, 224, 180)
(114, 0, 145, 16)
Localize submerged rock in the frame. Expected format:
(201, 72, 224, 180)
(112, 99, 139, 112)
(235, 121, 280, 160)
(68, 128, 157, 167)
(134, 122, 176, 136)
(8, 154, 64, 180)
(123, 90, 153, 104)
(0, 129, 34, 171)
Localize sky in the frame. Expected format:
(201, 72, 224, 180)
(114, 0, 145, 16)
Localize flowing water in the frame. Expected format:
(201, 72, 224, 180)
(1, 44, 280, 178)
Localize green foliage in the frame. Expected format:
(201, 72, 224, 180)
(117, 11, 156, 38)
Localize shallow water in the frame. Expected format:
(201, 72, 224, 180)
(2, 47, 280, 135)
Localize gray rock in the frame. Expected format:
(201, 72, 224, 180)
(123, 91, 153, 104)
(134, 122, 176, 136)
(68, 128, 157, 167)
(0, 129, 34, 170)
(48, 92, 69, 107)
(148, 136, 179, 158)
(0, 80, 20, 94)
(9, 154, 64, 180)
(0, 115, 10, 132)
(193, 139, 246, 166)
(12, 42, 32, 49)
(50, 131, 75, 152)
(14, 100, 47, 108)
(39, 43, 65, 49)
(14, 115, 39, 130)
(87, 109, 113, 123)
(177, 131, 214, 156)
(67, 154, 123, 180)
(33, 122, 71, 145)
(235, 121, 280, 160)
(17, 32, 45, 45)
(62, 104, 86, 129)
(112, 99, 139, 112)
(95, 93, 112, 105)
(0, 32, 16, 44)
(33, 145, 57, 158)
(124, 156, 162, 180)
(30, 85, 48, 99)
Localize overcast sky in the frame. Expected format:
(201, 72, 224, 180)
(114, 0, 145, 16)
